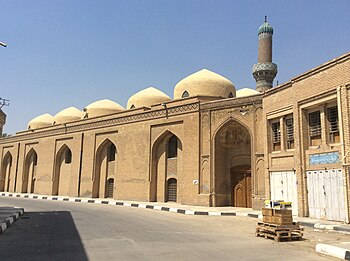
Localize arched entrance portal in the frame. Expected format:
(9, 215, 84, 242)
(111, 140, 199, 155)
(214, 120, 252, 207)
(0, 152, 12, 192)
(22, 149, 38, 193)
(93, 140, 116, 198)
(150, 132, 182, 203)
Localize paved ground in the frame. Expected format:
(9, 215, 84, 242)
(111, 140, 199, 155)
(0, 197, 347, 260)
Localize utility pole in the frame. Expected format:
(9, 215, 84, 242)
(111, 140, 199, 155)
(0, 41, 8, 136)
(0, 98, 9, 109)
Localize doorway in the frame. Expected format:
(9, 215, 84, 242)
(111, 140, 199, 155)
(231, 166, 251, 208)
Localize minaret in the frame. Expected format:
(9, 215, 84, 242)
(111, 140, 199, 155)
(252, 16, 277, 92)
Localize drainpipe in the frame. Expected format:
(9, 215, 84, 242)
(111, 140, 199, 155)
(337, 86, 349, 223)
(78, 133, 84, 197)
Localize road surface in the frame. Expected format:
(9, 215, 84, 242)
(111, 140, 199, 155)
(0, 197, 345, 260)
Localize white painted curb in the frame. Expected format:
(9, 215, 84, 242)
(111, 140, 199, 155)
(316, 243, 350, 260)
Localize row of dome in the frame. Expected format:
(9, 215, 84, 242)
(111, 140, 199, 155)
(28, 69, 260, 129)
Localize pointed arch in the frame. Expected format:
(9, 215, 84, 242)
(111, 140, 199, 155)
(213, 119, 252, 207)
(22, 148, 38, 193)
(53, 144, 72, 195)
(1, 151, 12, 192)
(213, 118, 253, 142)
(150, 130, 183, 202)
(93, 138, 117, 198)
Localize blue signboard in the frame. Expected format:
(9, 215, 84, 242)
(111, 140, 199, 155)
(309, 152, 340, 165)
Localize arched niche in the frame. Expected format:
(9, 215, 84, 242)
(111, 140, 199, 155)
(92, 139, 117, 198)
(1, 152, 12, 192)
(150, 131, 183, 202)
(53, 145, 72, 196)
(22, 148, 38, 193)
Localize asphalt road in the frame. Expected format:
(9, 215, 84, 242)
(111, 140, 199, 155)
(0, 197, 343, 261)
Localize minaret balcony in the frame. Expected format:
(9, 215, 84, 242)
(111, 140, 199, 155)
(252, 62, 278, 75)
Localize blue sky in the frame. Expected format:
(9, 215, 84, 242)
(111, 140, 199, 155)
(0, 0, 349, 134)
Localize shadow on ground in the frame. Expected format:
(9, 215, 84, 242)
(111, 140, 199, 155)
(0, 211, 88, 261)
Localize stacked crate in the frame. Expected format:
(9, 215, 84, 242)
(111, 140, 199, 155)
(256, 208, 303, 242)
(262, 208, 293, 226)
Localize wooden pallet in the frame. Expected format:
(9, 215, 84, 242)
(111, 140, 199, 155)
(256, 222, 303, 242)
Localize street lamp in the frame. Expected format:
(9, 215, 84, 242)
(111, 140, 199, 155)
(0, 42, 7, 47)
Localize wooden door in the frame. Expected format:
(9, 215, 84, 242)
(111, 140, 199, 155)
(232, 169, 251, 208)
(307, 169, 345, 221)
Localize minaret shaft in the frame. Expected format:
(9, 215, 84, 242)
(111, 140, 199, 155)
(252, 18, 277, 93)
(258, 35, 272, 63)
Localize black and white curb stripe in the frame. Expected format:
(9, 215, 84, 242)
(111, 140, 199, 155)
(0, 192, 263, 218)
(0, 208, 24, 234)
(316, 244, 350, 260)
(297, 221, 350, 234)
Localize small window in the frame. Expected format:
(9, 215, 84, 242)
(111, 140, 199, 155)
(107, 178, 114, 198)
(167, 178, 177, 202)
(271, 121, 281, 151)
(228, 92, 234, 98)
(182, 91, 189, 98)
(6, 156, 12, 166)
(168, 135, 178, 158)
(309, 111, 321, 146)
(32, 153, 38, 166)
(107, 144, 116, 162)
(327, 106, 339, 143)
(285, 118, 294, 149)
(65, 149, 72, 164)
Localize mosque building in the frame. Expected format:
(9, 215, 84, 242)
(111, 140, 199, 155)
(0, 19, 350, 222)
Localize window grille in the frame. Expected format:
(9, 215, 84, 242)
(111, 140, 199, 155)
(272, 122, 281, 143)
(309, 111, 321, 137)
(107, 178, 114, 198)
(286, 118, 294, 149)
(167, 178, 177, 202)
(327, 106, 338, 133)
(271, 121, 281, 151)
(327, 106, 339, 143)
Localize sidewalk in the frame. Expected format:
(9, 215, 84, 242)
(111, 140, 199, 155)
(1, 191, 350, 259)
(0, 207, 24, 234)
